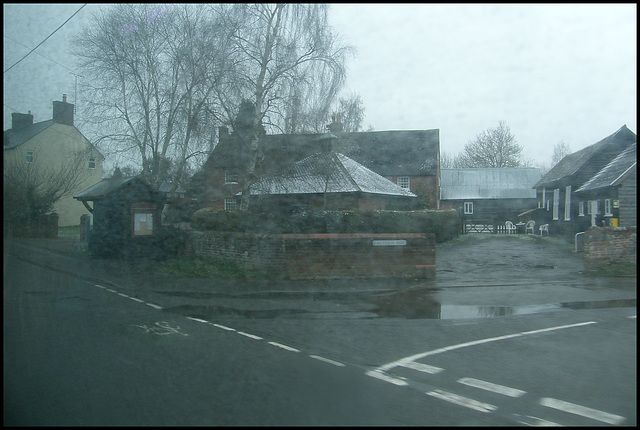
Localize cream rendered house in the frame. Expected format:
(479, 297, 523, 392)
(3, 95, 104, 226)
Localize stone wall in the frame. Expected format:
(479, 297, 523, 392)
(186, 231, 435, 280)
(584, 226, 636, 267)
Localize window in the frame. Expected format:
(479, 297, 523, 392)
(564, 186, 571, 220)
(225, 198, 238, 211)
(604, 199, 612, 216)
(588, 200, 599, 215)
(225, 170, 238, 184)
(464, 202, 473, 214)
(89, 157, 96, 169)
(397, 176, 410, 189)
(133, 212, 154, 236)
(25, 150, 34, 164)
(578, 201, 585, 216)
(552, 189, 559, 220)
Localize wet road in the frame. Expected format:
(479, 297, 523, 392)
(4, 237, 637, 425)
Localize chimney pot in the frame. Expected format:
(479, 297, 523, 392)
(63, 94, 67, 103)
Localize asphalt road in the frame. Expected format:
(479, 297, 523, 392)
(4, 237, 637, 425)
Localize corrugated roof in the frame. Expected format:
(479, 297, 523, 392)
(534, 125, 636, 188)
(576, 143, 637, 192)
(244, 152, 417, 197)
(440, 168, 542, 200)
(3, 120, 55, 149)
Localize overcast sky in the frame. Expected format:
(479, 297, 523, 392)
(3, 3, 637, 168)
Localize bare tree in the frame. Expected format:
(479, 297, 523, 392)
(4, 149, 91, 225)
(457, 121, 525, 168)
(73, 4, 228, 190)
(440, 150, 456, 168)
(331, 93, 365, 133)
(552, 140, 572, 165)
(215, 4, 353, 210)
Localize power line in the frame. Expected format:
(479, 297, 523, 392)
(3, 34, 78, 73)
(3, 4, 87, 74)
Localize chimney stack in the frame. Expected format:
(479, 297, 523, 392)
(52, 94, 74, 126)
(11, 112, 34, 130)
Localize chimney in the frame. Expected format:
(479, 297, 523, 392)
(52, 94, 74, 126)
(327, 114, 344, 134)
(11, 112, 34, 130)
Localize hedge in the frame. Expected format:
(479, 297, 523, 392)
(191, 208, 460, 243)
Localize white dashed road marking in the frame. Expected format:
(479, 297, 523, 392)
(309, 355, 346, 367)
(145, 302, 163, 310)
(457, 377, 526, 398)
(426, 389, 497, 413)
(399, 361, 443, 374)
(267, 342, 300, 353)
(237, 331, 263, 340)
(213, 323, 235, 331)
(539, 397, 625, 425)
(365, 370, 408, 386)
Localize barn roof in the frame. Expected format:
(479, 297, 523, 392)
(534, 125, 636, 188)
(244, 151, 417, 197)
(576, 143, 637, 192)
(440, 168, 542, 200)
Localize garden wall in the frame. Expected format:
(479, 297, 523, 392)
(186, 231, 435, 280)
(584, 226, 636, 267)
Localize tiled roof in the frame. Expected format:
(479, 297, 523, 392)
(3, 120, 55, 149)
(440, 168, 542, 200)
(576, 143, 637, 192)
(534, 125, 636, 187)
(207, 129, 440, 176)
(244, 151, 417, 197)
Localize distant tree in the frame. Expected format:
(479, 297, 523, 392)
(457, 121, 525, 168)
(331, 93, 365, 133)
(440, 151, 456, 168)
(552, 140, 572, 165)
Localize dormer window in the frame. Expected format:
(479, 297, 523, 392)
(25, 150, 34, 164)
(89, 157, 96, 169)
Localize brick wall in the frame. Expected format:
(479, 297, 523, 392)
(186, 231, 435, 280)
(584, 226, 636, 267)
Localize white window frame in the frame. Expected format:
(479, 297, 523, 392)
(564, 186, 571, 221)
(464, 202, 473, 215)
(397, 176, 410, 189)
(224, 198, 238, 211)
(224, 170, 239, 184)
(578, 201, 585, 217)
(89, 157, 96, 169)
(604, 199, 613, 216)
(25, 150, 34, 164)
(552, 188, 559, 220)
(133, 212, 154, 236)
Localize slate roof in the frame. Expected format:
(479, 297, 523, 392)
(440, 168, 542, 200)
(74, 176, 148, 201)
(3, 120, 55, 149)
(207, 129, 440, 177)
(244, 151, 417, 197)
(534, 125, 636, 188)
(576, 143, 637, 192)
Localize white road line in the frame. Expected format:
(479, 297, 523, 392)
(539, 397, 625, 425)
(237, 331, 263, 340)
(399, 361, 443, 374)
(457, 377, 526, 398)
(187, 317, 210, 323)
(267, 342, 300, 352)
(426, 389, 497, 413)
(129, 297, 145, 303)
(117, 293, 129, 298)
(94, 284, 106, 289)
(309, 355, 346, 367)
(213, 323, 235, 331)
(365, 370, 409, 386)
(514, 414, 561, 426)
(145, 302, 163, 310)
(105, 288, 117, 293)
(375, 321, 597, 373)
